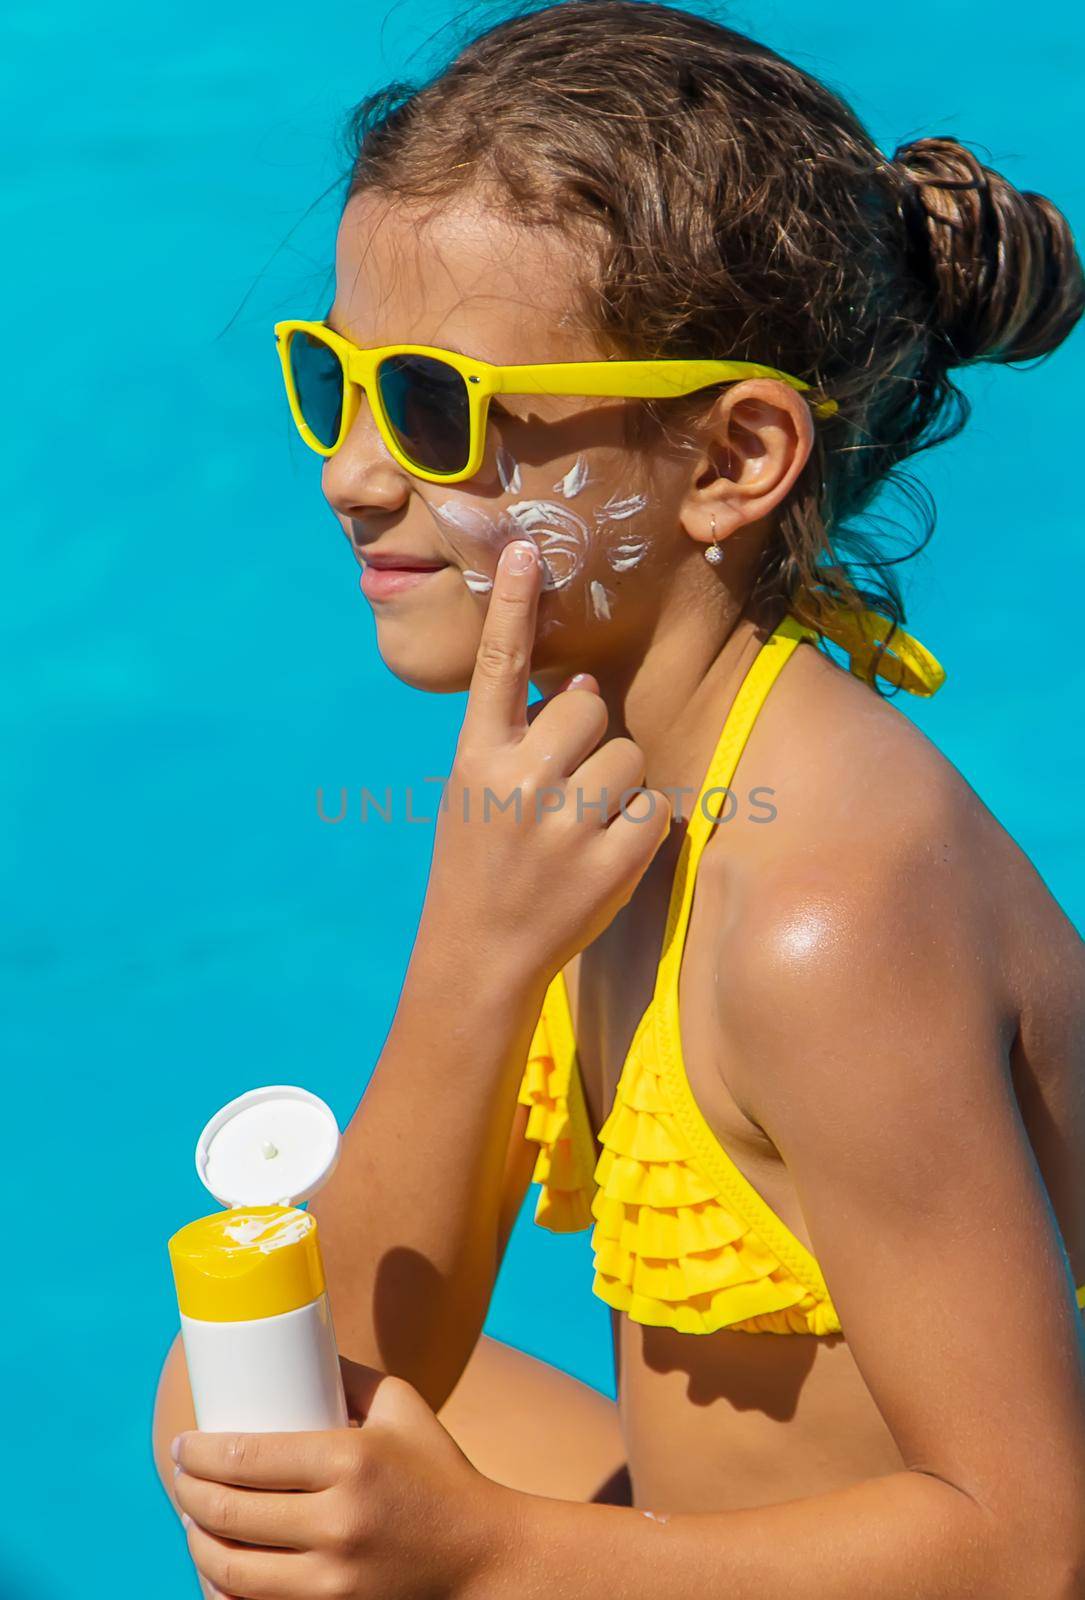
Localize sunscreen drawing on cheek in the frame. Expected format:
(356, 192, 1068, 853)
(462, 570, 493, 594)
(432, 499, 506, 546)
(553, 454, 593, 498)
(496, 443, 522, 494)
(431, 472, 653, 609)
(594, 489, 653, 574)
(595, 491, 649, 523)
(589, 580, 614, 621)
(430, 497, 510, 595)
(505, 500, 590, 590)
(606, 533, 649, 572)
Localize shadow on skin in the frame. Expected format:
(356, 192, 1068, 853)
(459, 395, 646, 506)
(367, 1247, 633, 1503)
(640, 1321, 842, 1418)
(370, 1246, 449, 1381)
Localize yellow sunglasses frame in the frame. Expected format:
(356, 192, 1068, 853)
(274, 318, 838, 486)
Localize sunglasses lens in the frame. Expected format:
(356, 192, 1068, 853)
(376, 354, 471, 476)
(288, 330, 345, 450)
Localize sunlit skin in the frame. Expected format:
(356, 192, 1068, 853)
(152, 189, 1085, 1598)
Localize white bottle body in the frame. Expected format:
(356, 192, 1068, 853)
(180, 1291, 348, 1432)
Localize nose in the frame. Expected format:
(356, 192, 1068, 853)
(321, 397, 411, 522)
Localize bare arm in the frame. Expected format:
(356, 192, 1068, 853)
(308, 540, 669, 1408)
(499, 814, 1085, 1597)
(309, 947, 547, 1408)
(498, 1464, 1077, 1600)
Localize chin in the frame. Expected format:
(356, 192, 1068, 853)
(373, 634, 476, 694)
(368, 597, 598, 695)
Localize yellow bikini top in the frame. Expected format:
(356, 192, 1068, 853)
(517, 601, 949, 1337)
(519, 603, 1085, 1333)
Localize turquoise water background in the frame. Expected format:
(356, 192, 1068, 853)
(3, 2, 1082, 1594)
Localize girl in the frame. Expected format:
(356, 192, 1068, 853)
(154, 3, 1085, 1595)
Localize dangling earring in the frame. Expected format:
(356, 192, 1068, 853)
(704, 513, 726, 566)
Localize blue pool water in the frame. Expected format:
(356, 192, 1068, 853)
(2, 2, 1082, 1594)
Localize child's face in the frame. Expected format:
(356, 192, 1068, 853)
(321, 188, 695, 692)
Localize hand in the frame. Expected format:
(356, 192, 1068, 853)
(421, 538, 672, 983)
(173, 1358, 517, 1600)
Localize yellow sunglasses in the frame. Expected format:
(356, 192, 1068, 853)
(274, 318, 837, 486)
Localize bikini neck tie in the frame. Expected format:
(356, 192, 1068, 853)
(792, 587, 947, 697)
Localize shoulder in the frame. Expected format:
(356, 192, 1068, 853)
(710, 647, 1015, 1125)
(723, 635, 1003, 956)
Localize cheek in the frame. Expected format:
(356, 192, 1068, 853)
(509, 443, 662, 603)
(594, 492, 653, 575)
(426, 440, 662, 620)
(536, 455, 657, 625)
(504, 499, 592, 592)
(427, 497, 507, 594)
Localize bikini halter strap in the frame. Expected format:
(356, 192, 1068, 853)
(791, 592, 947, 698)
(655, 614, 809, 1000)
(653, 601, 945, 1007)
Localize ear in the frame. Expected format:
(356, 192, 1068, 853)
(679, 380, 815, 553)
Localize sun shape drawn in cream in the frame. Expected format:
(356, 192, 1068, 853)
(504, 500, 591, 590)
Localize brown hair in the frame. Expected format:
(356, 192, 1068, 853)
(342, 0, 1083, 669)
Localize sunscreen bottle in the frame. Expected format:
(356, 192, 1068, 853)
(168, 1085, 348, 1433)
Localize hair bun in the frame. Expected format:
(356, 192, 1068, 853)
(890, 135, 1083, 365)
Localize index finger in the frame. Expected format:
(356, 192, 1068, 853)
(461, 539, 542, 744)
(173, 1428, 350, 1492)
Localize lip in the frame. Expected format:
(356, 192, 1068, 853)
(360, 549, 447, 570)
(358, 550, 449, 601)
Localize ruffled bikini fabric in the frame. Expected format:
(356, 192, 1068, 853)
(518, 996, 841, 1337)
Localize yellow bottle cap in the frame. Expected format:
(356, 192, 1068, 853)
(168, 1205, 327, 1323)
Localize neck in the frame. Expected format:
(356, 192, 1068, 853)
(542, 557, 790, 811)
(606, 616, 770, 812)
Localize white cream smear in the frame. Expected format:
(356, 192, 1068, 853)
(506, 500, 590, 590)
(553, 454, 593, 498)
(595, 491, 649, 522)
(431, 473, 652, 606)
(462, 570, 493, 594)
(432, 500, 505, 545)
(496, 444, 522, 494)
(222, 1210, 315, 1254)
(605, 534, 649, 572)
(589, 580, 613, 621)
